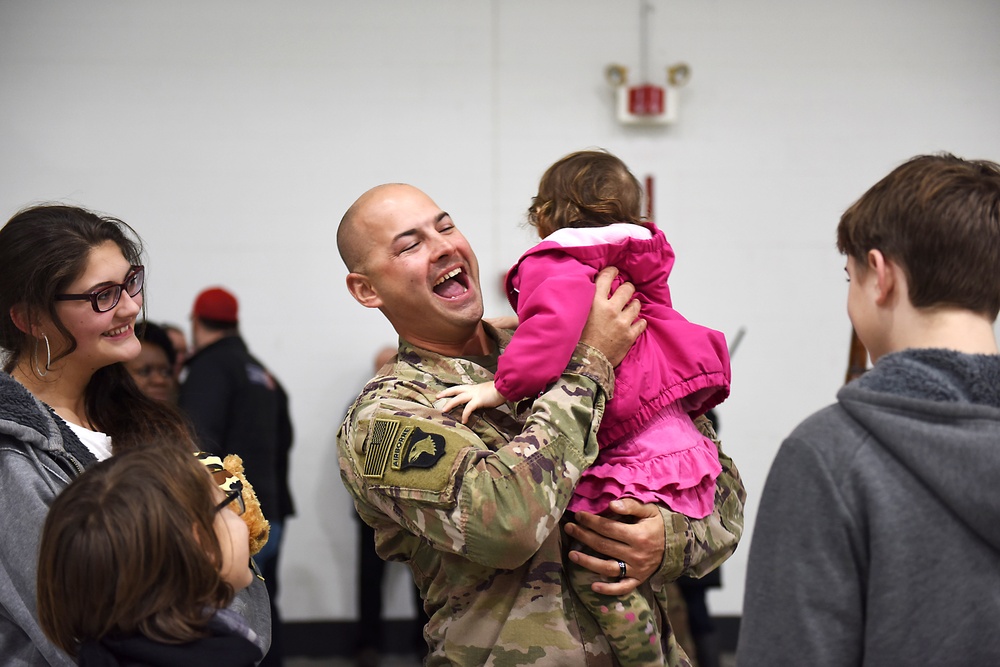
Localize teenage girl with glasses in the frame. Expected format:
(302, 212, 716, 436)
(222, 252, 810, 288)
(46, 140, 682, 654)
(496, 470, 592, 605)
(37, 444, 262, 666)
(0, 205, 266, 665)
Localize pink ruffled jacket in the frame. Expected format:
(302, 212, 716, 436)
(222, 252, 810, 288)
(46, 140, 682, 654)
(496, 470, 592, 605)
(499, 222, 731, 448)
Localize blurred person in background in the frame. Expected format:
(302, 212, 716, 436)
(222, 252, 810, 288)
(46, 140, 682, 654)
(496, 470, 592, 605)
(163, 322, 188, 382)
(180, 286, 293, 667)
(126, 321, 178, 403)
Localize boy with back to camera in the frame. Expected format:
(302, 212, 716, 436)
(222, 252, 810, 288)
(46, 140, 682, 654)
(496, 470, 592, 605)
(737, 153, 1000, 665)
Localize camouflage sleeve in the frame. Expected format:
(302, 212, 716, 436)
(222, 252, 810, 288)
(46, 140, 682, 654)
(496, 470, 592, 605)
(340, 343, 615, 571)
(652, 414, 746, 586)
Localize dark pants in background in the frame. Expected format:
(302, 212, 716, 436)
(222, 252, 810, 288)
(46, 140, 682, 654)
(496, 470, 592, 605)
(357, 520, 428, 660)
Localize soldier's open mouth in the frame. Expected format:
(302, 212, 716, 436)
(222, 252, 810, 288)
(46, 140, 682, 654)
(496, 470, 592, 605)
(433, 268, 469, 299)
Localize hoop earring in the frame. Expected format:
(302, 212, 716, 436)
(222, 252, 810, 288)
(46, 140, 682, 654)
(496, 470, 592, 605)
(34, 334, 51, 377)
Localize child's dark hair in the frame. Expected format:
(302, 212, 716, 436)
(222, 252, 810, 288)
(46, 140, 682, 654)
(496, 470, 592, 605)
(528, 150, 644, 237)
(837, 153, 1000, 319)
(36, 445, 235, 656)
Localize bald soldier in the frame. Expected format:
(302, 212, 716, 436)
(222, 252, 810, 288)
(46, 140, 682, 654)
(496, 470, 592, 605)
(336, 183, 745, 666)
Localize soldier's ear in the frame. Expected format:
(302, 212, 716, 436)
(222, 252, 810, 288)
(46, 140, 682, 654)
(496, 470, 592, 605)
(346, 272, 382, 309)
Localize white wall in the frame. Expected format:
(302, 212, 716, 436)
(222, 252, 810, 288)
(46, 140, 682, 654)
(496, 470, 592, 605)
(2, 0, 998, 621)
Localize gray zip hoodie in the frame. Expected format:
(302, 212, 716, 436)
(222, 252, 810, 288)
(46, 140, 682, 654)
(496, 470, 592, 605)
(0, 372, 271, 665)
(0, 372, 91, 666)
(738, 349, 1000, 666)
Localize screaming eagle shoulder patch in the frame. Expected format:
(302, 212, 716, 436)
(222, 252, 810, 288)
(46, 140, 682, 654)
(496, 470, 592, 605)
(395, 427, 446, 470)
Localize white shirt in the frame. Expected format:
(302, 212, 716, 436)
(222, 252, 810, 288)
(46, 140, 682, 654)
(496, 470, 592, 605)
(67, 422, 113, 461)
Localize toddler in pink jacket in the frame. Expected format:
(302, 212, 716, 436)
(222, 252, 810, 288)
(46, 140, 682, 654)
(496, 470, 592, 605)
(439, 149, 731, 665)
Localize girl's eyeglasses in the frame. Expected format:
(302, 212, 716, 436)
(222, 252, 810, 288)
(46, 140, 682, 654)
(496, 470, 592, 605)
(55, 265, 145, 313)
(215, 486, 246, 516)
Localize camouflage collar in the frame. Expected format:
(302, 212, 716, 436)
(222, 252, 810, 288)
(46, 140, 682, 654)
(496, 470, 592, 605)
(396, 323, 512, 386)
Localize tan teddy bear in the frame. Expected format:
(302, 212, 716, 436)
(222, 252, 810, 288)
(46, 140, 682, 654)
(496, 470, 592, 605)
(194, 451, 270, 556)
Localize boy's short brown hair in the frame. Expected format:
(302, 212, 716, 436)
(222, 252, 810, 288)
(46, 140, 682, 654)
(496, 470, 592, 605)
(528, 149, 644, 237)
(837, 153, 1000, 319)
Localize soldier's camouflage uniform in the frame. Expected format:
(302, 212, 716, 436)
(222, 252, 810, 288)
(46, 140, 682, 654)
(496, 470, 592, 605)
(338, 325, 745, 666)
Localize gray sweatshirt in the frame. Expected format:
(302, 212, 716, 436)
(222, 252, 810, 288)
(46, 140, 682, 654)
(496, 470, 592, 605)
(737, 349, 1000, 666)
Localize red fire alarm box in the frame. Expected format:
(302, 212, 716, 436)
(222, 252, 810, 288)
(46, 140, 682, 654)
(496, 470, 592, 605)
(628, 84, 665, 116)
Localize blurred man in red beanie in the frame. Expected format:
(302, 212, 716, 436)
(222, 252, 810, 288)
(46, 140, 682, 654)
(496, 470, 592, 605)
(180, 286, 295, 667)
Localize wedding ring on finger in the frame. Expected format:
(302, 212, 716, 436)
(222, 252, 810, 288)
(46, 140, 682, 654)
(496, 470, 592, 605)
(617, 559, 627, 581)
